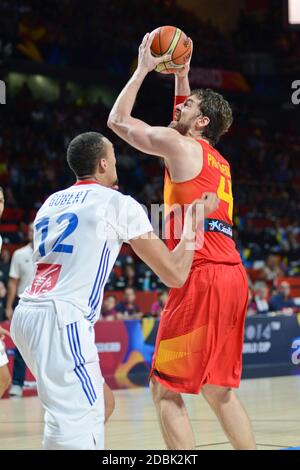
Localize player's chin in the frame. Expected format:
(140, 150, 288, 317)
(168, 121, 177, 128)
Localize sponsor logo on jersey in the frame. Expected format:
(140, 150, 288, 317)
(28, 263, 62, 295)
(208, 219, 233, 237)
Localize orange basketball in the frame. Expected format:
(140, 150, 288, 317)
(150, 25, 192, 74)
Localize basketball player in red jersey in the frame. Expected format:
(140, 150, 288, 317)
(108, 32, 256, 450)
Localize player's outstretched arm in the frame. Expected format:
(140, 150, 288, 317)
(172, 41, 192, 122)
(0, 325, 10, 338)
(130, 194, 219, 288)
(174, 40, 192, 97)
(108, 32, 184, 160)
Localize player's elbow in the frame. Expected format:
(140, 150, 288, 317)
(164, 270, 186, 288)
(173, 273, 187, 288)
(107, 112, 124, 129)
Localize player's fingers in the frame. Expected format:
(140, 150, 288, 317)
(159, 53, 172, 63)
(141, 33, 149, 48)
(201, 192, 219, 210)
(207, 194, 220, 206)
(148, 30, 156, 46)
(202, 191, 217, 200)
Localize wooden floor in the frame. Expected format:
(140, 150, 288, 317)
(0, 376, 300, 450)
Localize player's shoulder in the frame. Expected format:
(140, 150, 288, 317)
(205, 141, 230, 166)
(12, 244, 30, 258)
(104, 189, 141, 213)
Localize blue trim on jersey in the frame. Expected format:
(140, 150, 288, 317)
(87, 245, 110, 322)
(88, 241, 108, 309)
(88, 248, 111, 323)
(91, 247, 110, 311)
(66, 323, 96, 405)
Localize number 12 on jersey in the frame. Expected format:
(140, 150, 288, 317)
(35, 213, 78, 256)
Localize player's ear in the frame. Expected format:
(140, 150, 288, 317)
(196, 115, 210, 131)
(98, 158, 108, 173)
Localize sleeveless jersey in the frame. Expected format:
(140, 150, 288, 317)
(164, 139, 241, 266)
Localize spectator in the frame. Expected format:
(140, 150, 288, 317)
(0, 281, 7, 321)
(250, 282, 270, 315)
(101, 295, 118, 321)
(6, 223, 35, 398)
(0, 248, 11, 287)
(246, 288, 256, 316)
(150, 288, 169, 317)
(260, 254, 284, 284)
(114, 262, 144, 291)
(116, 287, 141, 319)
(269, 281, 296, 314)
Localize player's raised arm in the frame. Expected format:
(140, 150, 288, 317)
(130, 194, 219, 288)
(172, 40, 193, 121)
(107, 32, 184, 160)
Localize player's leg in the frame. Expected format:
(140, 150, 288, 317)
(201, 264, 256, 450)
(9, 348, 26, 397)
(151, 378, 195, 450)
(0, 339, 11, 397)
(202, 384, 256, 450)
(42, 316, 105, 450)
(11, 303, 105, 450)
(0, 364, 11, 397)
(104, 381, 115, 423)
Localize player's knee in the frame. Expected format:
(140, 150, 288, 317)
(150, 377, 181, 405)
(150, 377, 170, 404)
(202, 384, 232, 407)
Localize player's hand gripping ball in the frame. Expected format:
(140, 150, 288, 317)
(150, 25, 192, 74)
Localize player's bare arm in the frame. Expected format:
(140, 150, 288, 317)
(6, 277, 19, 320)
(0, 326, 10, 339)
(130, 193, 219, 288)
(107, 32, 187, 161)
(174, 40, 192, 97)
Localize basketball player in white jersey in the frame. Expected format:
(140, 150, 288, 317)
(10, 131, 219, 450)
(0, 186, 12, 398)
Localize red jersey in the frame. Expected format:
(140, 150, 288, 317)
(164, 138, 241, 266)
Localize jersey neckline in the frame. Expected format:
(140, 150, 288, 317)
(73, 180, 102, 186)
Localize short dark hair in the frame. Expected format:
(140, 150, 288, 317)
(124, 286, 135, 293)
(191, 89, 233, 145)
(66, 132, 107, 178)
(106, 294, 117, 301)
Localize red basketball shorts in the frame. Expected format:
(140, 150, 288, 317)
(150, 263, 248, 394)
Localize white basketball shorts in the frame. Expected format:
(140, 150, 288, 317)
(10, 300, 105, 450)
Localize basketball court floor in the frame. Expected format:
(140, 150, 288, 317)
(0, 376, 299, 450)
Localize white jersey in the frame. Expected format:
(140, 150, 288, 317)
(22, 182, 153, 323)
(9, 244, 34, 296)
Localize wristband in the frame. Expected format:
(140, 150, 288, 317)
(173, 95, 187, 120)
